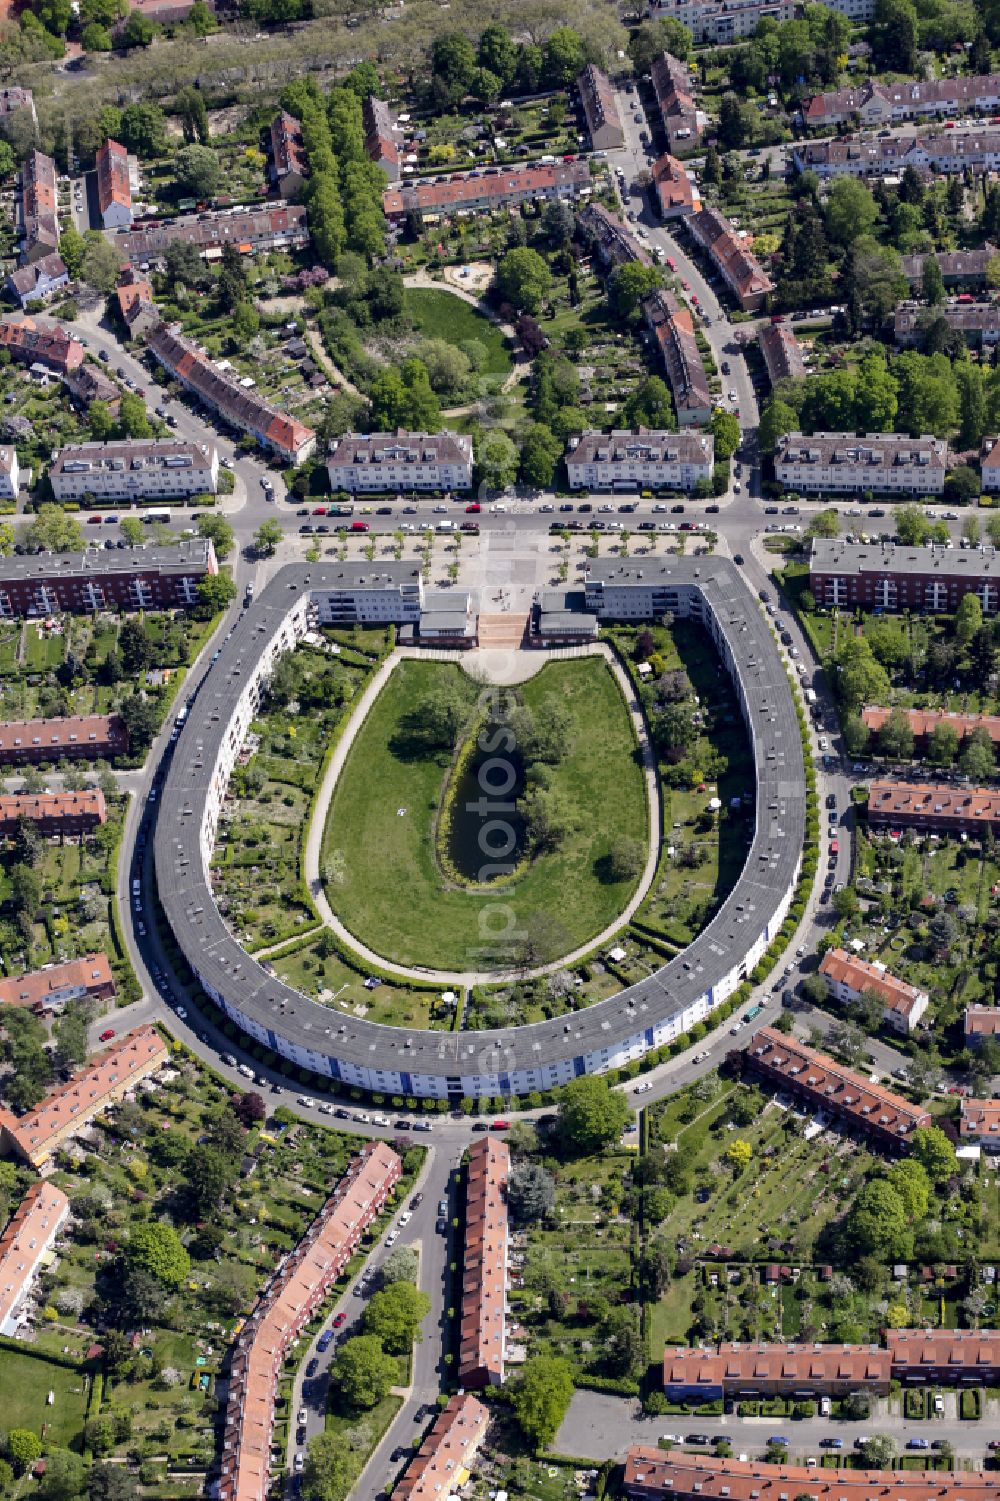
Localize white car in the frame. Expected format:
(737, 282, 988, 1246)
(297, 1409, 307, 1426)
(653, 503, 668, 512)
(818, 736, 829, 751)
(693, 1050, 710, 1062)
(385, 1231, 399, 1247)
(175, 1006, 187, 1020)
(319, 1102, 335, 1115)
(397, 1211, 412, 1227)
(294, 1454, 304, 1473)
(634, 1080, 654, 1094)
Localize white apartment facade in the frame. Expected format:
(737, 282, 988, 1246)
(775, 432, 947, 495)
(327, 431, 474, 494)
(50, 441, 219, 502)
(566, 429, 714, 492)
(649, 0, 794, 41)
(0, 447, 19, 501)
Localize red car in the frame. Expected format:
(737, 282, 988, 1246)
(88, 515, 102, 525)
(491, 1119, 510, 1130)
(465, 503, 481, 513)
(830, 838, 840, 856)
(99, 1029, 115, 1042)
(333, 1312, 347, 1327)
(681, 279, 691, 291)
(350, 521, 370, 532)
(312, 506, 327, 515)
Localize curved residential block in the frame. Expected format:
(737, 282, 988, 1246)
(154, 558, 806, 1098)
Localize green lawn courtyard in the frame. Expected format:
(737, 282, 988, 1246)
(321, 656, 649, 971)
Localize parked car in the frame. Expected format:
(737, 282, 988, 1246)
(99, 1028, 115, 1042)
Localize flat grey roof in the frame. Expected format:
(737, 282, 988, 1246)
(0, 539, 213, 582)
(810, 539, 1000, 579)
(155, 559, 805, 1079)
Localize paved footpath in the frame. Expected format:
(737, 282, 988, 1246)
(303, 641, 662, 986)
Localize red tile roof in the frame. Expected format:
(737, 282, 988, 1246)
(663, 1342, 891, 1392)
(965, 1004, 1000, 1037)
(819, 946, 926, 1017)
(459, 1135, 509, 1386)
(0, 788, 106, 828)
(0, 953, 114, 1010)
(0, 1181, 70, 1333)
(863, 706, 1000, 744)
(383, 160, 591, 218)
(959, 1097, 1000, 1142)
(623, 1449, 994, 1501)
(390, 1394, 489, 1501)
(868, 779, 1000, 830)
(885, 1328, 1000, 1372)
(0, 318, 84, 374)
(0, 713, 127, 761)
(97, 139, 131, 217)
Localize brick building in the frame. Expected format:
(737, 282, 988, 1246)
(0, 1026, 169, 1168)
(642, 291, 712, 427)
(0, 538, 216, 617)
(577, 64, 623, 151)
(18, 151, 59, 264)
(96, 139, 133, 229)
(742, 1026, 931, 1152)
(964, 1004, 1000, 1044)
(460, 1135, 510, 1389)
(113, 205, 309, 267)
(0, 319, 83, 375)
(390, 1394, 489, 1501)
(362, 96, 401, 180)
(818, 946, 929, 1034)
(886, 1329, 1000, 1384)
(219, 1143, 401, 1501)
(0, 713, 127, 764)
(383, 160, 592, 221)
(623, 1450, 994, 1501)
(685, 205, 773, 311)
(868, 779, 1000, 836)
(663, 1342, 892, 1401)
(862, 706, 1000, 751)
(809, 540, 1000, 613)
(651, 52, 704, 154)
(0, 1181, 70, 1336)
(269, 111, 307, 197)
(959, 1097, 1000, 1151)
(759, 323, 806, 387)
(147, 324, 316, 464)
(0, 953, 115, 1013)
(652, 154, 701, 219)
(0, 789, 106, 837)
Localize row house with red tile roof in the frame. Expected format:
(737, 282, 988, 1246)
(0, 318, 84, 375)
(113, 204, 308, 267)
(742, 1026, 931, 1152)
(269, 111, 307, 198)
(0, 788, 106, 837)
(18, 151, 59, 264)
(758, 322, 806, 388)
(219, 1142, 401, 1501)
(651, 52, 704, 155)
(980, 436, 1000, 492)
(886, 1328, 1000, 1383)
(663, 1342, 893, 1401)
(862, 706, 1000, 752)
(148, 323, 316, 465)
(383, 160, 592, 222)
(959, 1097, 1000, 1152)
(97, 139, 133, 230)
(459, 1135, 509, 1389)
(868, 779, 1000, 837)
(0, 1025, 169, 1168)
(0, 953, 115, 1014)
(624, 1449, 995, 1501)
(964, 1004, 1000, 1043)
(652, 154, 701, 220)
(116, 276, 159, 340)
(802, 73, 1000, 131)
(642, 291, 712, 427)
(0, 713, 127, 764)
(685, 205, 773, 311)
(363, 96, 401, 181)
(577, 65, 623, 151)
(0, 1181, 70, 1337)
(390, 1394, 489, 1501)
(818, 946, 929, 1035)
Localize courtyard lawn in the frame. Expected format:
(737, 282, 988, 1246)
(404, 288, 512, 379)
(322, 656, 649, 971)
(0, 1349, 91, 1446)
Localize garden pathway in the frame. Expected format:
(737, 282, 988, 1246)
(302, 642, 661, 985)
